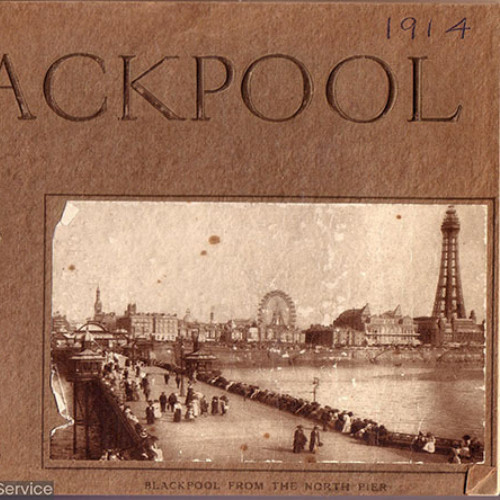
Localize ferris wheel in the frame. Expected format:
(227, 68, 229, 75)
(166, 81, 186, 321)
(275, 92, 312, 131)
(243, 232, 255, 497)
(258, 290, 297, 329)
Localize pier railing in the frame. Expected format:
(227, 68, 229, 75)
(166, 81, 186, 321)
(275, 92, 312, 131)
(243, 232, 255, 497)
(96, 379, 145, 451)
(196, 371, 484, 461)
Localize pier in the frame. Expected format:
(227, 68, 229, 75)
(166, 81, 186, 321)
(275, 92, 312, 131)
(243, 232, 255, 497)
(51, 344, 158, 460)
(124, 365, 447, 464)
(50, 343, 481, 463)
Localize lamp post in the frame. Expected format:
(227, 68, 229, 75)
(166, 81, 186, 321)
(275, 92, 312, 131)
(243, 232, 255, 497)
(312, 377, 320, 403)
(179, 339, 186, 397)
(131, 326, 136, 364)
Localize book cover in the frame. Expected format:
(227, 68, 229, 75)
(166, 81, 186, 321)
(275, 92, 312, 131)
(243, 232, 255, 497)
(0, 0, 497, 495)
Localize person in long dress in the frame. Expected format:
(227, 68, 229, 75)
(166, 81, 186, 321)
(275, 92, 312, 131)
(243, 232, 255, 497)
(309, 426, 322, 453)
(422, 433, 436, 454)
(192, 395, 200, 417)
(152, 400, 162, 419)
(185, 402, 195, 421)
(341, 412, 352, 434)
(293, 425, 307, 453)
(151, 440, 164, 462)
(211, 396, 219, 415)
(173, 402, 182, 422)
(145, 403, 155, 424)
(459, 435, 472, 460)
(220, 395, 229, 415)
(124, 407, 139, 425)
(200, 396, 209, 416)
(132, 381, 140, 401)
(449, 445, 461, 464)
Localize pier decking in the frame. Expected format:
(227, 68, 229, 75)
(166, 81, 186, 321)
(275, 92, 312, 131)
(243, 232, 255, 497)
(126, 366, 447, 464)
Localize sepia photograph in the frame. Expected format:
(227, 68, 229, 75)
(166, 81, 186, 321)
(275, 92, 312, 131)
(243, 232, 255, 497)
(48, 201, 487, 466)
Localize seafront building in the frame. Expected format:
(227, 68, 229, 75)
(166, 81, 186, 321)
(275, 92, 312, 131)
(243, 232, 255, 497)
(335, 304, 419, 346)
(306, 206, 484, 348)
(304, 324, 365, 347)
(52, 312, 71, 333)
(179, 312, 259, 343)
(305, 304, 419, 348)
(178, 309, 225, 342)
(116, 302, 179, 341)
(53, 205, 484, 350)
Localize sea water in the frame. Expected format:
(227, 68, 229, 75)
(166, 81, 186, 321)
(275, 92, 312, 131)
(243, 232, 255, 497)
(224, 364, 485, 440)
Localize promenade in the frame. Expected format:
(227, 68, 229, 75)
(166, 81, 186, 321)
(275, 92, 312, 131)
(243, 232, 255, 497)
(127, 366, 447, 464)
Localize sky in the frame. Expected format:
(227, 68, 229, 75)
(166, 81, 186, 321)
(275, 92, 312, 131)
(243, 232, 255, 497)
(52, 202, 488, 327)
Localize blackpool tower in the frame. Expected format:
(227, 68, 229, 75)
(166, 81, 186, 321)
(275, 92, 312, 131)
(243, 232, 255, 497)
(432, 206, 467, 320)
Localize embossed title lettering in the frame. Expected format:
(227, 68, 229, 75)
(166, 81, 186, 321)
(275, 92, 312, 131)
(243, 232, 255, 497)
(0, 53, 462, 123)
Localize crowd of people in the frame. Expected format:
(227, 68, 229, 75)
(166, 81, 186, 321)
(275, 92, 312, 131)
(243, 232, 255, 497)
(97, 354, 483, 463)
(195, 371, 484, 462)
(293, 425, 322, 453)
(98, 352, 163, 461)
(139, 376, 230, 424)
(410, 432, 483, 463)
(112, 359, 233, 435)
(98, 353, 241, 460)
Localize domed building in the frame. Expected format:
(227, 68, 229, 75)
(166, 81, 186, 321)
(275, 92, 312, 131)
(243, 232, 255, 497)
(183, 308, 195, 324)
(178, 308, 198, 340)
(52, 321, 127, 350)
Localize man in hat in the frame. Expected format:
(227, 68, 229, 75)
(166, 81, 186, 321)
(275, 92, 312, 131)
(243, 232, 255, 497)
(211, 396, 219, 415)
(293, 425, 307, 453)
(309, 425, 322, 453)
(321, 408, 332, 431)
(159, 392, 167, 413)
